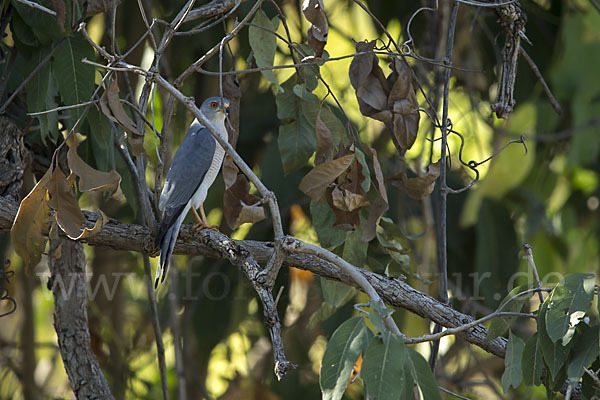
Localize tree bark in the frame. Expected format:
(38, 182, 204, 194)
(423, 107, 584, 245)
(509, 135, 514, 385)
(49, 237, 115, 400)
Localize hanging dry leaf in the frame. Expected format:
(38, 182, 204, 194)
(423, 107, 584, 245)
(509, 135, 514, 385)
(314, 107, 335, 165)
(10, 168, 53, 269)
(388, 161, 440, 200)
(299, 154, 354, 202)
(349, 41, 420, 153)
(302, 0, 328, 58)
(331, 186, 370, 212)
(325, 184, 359, 231)
(100, 78, 145, 156)
(223, 174, 266, 229)
(66, 136, 123, 200)
(361, 147, 389, 242)
(48, 167, 85, 239)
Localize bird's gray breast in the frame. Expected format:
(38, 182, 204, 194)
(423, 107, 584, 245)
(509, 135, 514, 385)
(159, 123, 218, 213)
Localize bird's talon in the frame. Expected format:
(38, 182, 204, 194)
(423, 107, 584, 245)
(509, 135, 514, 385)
(193, 223, 219, 233)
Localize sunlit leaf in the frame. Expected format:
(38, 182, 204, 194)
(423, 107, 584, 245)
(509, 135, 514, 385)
(539, 300, 570, 378)
(10, 168, 52, 269)
(545, 273, 595, 345)
(320, 317, 371, 400)
(249, 9, 281, 90)
(302, 0, 328, 58)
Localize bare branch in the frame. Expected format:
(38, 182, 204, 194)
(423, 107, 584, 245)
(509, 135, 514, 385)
(13, 0, 56, 16)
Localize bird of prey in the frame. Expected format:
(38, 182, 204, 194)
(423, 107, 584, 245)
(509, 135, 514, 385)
(154, 97, 230, 288)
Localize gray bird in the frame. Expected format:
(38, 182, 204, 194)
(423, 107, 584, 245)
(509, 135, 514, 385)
(154, 96, 230, 288)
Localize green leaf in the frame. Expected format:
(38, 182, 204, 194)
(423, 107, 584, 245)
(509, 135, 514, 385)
(310, 200, 346, 249)
(342, 226, 368, 269)
(539, 300, 570, 378)
(52, 33, 95, 130)
(362, 331, 411, 400)
(406, 348, 443, 400)
(545, 273, 595, 345)
(486, 283, 534, 342)
(276, 76, 316, 174)
(567, 325, 599, 385)
(87, 107, 116, 172)
(354, 147, 371, 194)
(248, 9, 281, 91)
(321, 278, 356, 309)
(25, 45, 57, 144)
(320, 317, 372, 400)
(11, 0, 70, 43)
(522, 333, 543, 386)
(501, 332, 525, 393)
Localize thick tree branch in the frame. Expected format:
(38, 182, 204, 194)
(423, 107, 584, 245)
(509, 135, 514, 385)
(0, 196, 507, 359)
(49, 237, 115, 399)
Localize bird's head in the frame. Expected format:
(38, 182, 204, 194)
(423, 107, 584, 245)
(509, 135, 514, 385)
(200, 96, 230, 122)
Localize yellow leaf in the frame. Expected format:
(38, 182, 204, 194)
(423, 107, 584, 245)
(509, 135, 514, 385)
(48, 167, 85, 239)
(10, 168, 53, 269)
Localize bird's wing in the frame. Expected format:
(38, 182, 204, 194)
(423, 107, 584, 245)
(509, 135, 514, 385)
(155, 122, 217, 245)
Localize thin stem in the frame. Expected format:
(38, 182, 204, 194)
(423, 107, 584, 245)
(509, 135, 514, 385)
(142, 255, 170, 400)
(13, 0, 56, 15)
(431, 0, 459, 371)
(523, 243, 544, 304)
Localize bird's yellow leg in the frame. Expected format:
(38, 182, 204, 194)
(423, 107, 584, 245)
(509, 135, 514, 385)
(192, 205, 219, 232)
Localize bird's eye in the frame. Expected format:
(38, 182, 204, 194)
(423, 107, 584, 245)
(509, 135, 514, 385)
(210, 102, 218, 108)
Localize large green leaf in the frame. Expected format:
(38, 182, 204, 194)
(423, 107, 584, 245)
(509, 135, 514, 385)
(522, 333, 543, 386)
(501, 331, 525, 393)
(539, 300, 570, 378)
(486, 283, 534, 341)
(310, 200, 346, 249)
(321, 278, 356, 309)
(545, 273, 595, 345)
(342, 225, 368, 269)
(567, 325, 599, 385)
(25, 45, 58, 144)
(362, 331, 411, 400)
(320, 317, 372, 400)
(11, 0, 71, 43)
(276, 76, 316, 174)
(52, 33, 95, 130)
(406, 348, 442, 400)
(248, 9, 281, 91)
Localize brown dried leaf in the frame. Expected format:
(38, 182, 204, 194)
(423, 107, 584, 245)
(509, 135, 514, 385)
(73, 209, 108, 240)
(389, 161, 440, 200)
(48, 167, 85, 239)
(331, 186, 370, 212)
(223, 174, 266, 229)
(340, 156, 367, 196)
(51, 0, 66, 31)
(325, 184, 359, 231)
(67, 136, 123, 200)
(10, 168, 53, 269)
(361, 147, 389, 242)
(299, 154, 354, 202)
(314, 108, 335, 165)
(100, 78, 145, 156)
(302, 0, 328, 57)
(222, 154, 239, 189)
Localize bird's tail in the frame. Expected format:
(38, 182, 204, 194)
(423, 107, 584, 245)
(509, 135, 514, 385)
(155, 214, 184, 289)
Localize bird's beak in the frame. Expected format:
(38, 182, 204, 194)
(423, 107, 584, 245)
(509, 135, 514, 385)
(224, 104, 230, 115)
